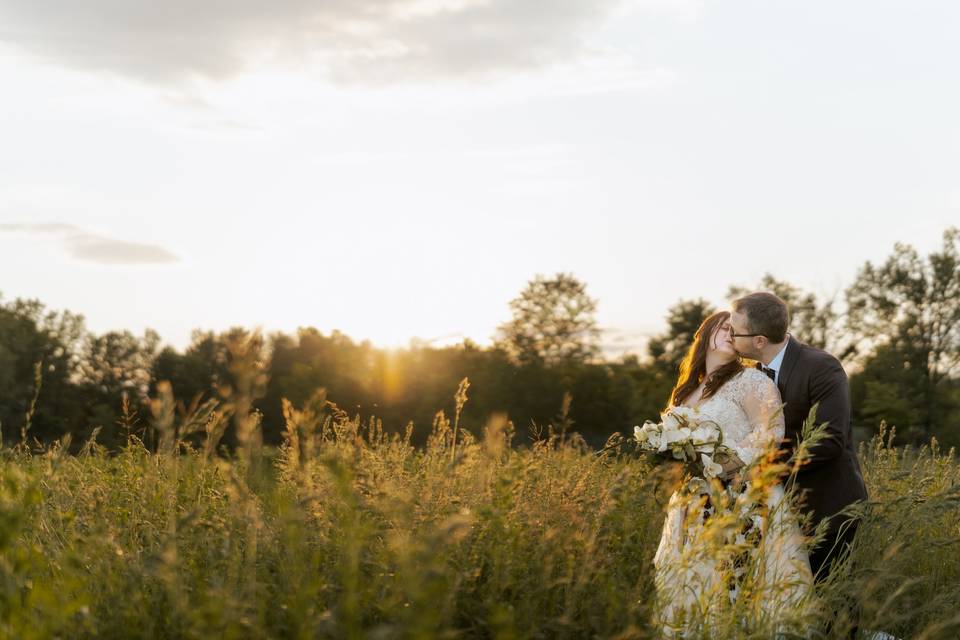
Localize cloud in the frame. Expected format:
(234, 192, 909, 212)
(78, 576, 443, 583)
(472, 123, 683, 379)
(0, 222, 180, 265)
(0, 0, 636, 85)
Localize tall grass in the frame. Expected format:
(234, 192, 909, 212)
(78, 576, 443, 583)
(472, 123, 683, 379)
(1, 375, 958, 639)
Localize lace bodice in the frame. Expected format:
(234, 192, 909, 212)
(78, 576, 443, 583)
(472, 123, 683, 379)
(674, 368, 785, 465)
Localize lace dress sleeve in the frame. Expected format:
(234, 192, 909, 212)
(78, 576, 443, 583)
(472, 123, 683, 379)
(733, 369, 785, 465)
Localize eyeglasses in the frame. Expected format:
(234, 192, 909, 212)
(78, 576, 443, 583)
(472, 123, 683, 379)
(720, 322, 766, 340)
(719, 323, 766, 339)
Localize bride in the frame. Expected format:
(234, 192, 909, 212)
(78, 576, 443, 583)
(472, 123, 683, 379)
(653, 311, 813, 637)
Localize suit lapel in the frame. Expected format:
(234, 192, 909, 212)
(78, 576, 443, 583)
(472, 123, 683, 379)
(776, 335, 802, 396)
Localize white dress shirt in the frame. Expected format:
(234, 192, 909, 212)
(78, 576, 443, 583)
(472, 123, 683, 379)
(764, 337, 790, 385)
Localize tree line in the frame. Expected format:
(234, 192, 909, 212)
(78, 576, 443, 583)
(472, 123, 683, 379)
(1, 228, 958, 451)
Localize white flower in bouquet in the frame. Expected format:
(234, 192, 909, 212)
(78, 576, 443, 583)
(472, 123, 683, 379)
(660, 424, 690, 454)
(633, 421, 659, 446)
(690, 423, 723, 453)
(631, 407, 736, 481)
(662, 405, 697, 429)
(700, 453, 723, 479)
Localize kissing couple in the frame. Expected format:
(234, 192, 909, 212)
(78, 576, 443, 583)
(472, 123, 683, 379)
(653, 291, 869, 637)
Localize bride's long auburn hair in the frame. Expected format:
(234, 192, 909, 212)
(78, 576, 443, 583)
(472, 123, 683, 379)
(669, 311, 744, 408)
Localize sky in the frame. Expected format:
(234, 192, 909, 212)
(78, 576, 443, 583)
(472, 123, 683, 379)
(0, 0, 957, 358)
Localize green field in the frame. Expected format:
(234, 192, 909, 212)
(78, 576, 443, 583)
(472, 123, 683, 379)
(2, 384, 959, 639)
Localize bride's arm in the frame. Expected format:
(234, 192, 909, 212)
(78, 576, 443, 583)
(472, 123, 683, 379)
(735, 371, 786, 466)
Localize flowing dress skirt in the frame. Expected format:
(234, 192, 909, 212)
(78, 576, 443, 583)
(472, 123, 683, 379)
(653, 480, 814, 637)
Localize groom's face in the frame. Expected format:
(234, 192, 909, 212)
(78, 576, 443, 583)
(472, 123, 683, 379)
(729, 310, 762, 359)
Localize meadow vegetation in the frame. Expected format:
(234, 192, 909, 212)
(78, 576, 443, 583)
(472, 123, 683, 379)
(2, 369, 959, 639)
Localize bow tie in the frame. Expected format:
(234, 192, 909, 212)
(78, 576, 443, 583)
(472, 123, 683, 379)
(758, 364, 776, 382)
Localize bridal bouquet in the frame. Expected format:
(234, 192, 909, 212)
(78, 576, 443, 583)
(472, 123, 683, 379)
(633, 407, 737, 481)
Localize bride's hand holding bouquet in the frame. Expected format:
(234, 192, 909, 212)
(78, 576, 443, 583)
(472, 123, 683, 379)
(632, 406, 744, 483)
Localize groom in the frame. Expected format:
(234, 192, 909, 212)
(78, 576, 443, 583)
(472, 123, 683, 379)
(728, 292, 868, 581)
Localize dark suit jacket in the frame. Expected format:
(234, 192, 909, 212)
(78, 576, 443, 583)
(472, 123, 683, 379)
(775, 336, 868, 533)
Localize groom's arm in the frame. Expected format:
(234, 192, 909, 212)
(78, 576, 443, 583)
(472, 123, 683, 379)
(800, 357, 851, 469)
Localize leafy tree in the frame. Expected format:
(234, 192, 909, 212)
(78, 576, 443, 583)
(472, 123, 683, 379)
(0, 296, 86, 446)
(849, 342, 929, 439)
(81, 330, 160, 398)
(78, 329, 161, 446)
(647, 298, 715, 376)
(149, 328, 267, 451)
(261, 328, 376, 444)
(846, 227, 960, 439)
(495, 273, 600, 367)
(152, 330, 231, 405)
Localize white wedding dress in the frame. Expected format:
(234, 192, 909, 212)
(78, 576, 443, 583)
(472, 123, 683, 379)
(653, 368, 814, 637)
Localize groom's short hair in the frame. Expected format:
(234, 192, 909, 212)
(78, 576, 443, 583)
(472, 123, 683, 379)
(733, 292, 789, 343)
